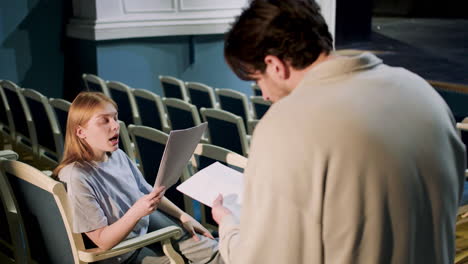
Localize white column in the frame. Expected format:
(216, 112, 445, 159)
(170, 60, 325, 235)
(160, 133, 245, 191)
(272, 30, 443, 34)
(67, 0, 249, 40)
(317, 0, 336, 45)
(67, 0, 335, 41)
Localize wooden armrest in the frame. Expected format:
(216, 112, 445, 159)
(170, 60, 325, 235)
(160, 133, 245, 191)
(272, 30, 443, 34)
(78, 226, 183, 262)
(455, 249, 468, 264)
(458, 204, 468, 216)
(41, 170, 53, 177)
(427, 80, 468, 94)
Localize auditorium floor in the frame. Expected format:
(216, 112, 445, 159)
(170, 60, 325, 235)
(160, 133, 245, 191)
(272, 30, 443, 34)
(336, 17, 468, 85)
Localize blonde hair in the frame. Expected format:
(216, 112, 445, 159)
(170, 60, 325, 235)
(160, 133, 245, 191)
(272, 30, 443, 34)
(53, 92, 117, 177)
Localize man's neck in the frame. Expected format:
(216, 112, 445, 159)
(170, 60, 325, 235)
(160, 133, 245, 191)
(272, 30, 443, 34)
(287, 52, 334, 92)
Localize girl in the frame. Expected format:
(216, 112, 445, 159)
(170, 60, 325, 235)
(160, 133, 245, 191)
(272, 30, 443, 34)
(54, 92, 223, 264)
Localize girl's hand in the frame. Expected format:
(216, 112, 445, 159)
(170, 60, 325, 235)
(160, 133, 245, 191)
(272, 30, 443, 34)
(180, 213, 215, 241)
(129, 186, 166, 219)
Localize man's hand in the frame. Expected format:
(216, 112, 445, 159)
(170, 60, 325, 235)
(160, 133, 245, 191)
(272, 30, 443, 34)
(180, 213, 215, 241)
(212, 194, 233, 224)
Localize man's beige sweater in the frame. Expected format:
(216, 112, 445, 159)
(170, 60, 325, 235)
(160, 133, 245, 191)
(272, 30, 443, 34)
(219, 53, 466, 264)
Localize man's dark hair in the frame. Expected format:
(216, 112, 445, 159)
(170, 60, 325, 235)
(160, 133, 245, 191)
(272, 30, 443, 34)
(225, 0, 333, 80)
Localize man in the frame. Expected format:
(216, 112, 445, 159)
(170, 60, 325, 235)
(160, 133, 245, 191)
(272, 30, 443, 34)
(211, 0, 466, 263)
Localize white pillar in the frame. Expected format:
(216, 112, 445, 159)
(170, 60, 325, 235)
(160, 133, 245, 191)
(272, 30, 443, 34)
(316, 0, 336, 46)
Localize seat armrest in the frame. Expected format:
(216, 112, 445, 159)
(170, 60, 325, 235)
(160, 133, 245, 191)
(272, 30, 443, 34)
(78, 226, 183, 263)
(0, 150, 19, 160)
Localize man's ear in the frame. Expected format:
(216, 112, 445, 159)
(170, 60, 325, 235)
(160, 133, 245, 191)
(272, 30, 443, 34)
(76, 126, 86, 139)
(264, 55, 290, 80)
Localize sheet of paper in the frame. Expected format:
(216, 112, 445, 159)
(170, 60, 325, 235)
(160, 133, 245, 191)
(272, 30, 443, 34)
(154, 122, 207, 190)
(176, 162, 243, 218)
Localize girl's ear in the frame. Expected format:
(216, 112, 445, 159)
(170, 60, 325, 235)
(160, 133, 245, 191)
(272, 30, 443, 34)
(76, 126, 86, 139)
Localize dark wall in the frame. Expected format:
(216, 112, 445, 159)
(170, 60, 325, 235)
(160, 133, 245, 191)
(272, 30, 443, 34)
(373, 0, 468, 17)
(63, 39, 97, 101)
(91, 34, 251, 98)
(335, 0, 373, 45)
(0, 0, 68, 98)
(1, 2, 251, 102)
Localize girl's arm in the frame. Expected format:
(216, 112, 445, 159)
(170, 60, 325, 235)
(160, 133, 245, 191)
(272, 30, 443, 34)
(159, 196, 214, 241)
(158, 196, 185, 219)
(86, 186, 165, 250)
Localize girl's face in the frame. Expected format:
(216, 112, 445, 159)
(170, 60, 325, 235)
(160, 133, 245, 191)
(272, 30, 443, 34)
(76, 102, 120, 161)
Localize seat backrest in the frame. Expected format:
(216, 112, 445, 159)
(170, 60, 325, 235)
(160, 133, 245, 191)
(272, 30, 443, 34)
(248, 119, 260, 135)
(23, 89, 64, 162)
(185, 82, 217, 111)
(0, 159, 84, 264)
(118, 120, 136, 162)
(163, 98, 201, 131)
(0, 83, 11, 131)
(0, 80, 34, 146)
(251, 83, 262, 96)
(215, 88, 251, 132)
(190, 144, 247, 229)
(82, 73, 111, 97)
(456, 117, 468, 168)
(250, 96, 272, 120)
(127, 125, 187, 213)
(0, 83, 14, 150)
(49, 98, 71, 142)
(106, 81, 141, 126)
(200, 108, 249, 156)
(133, 89, 169, 132)
(191, 144, 247, 172)
(159, 75, 189, 101)
(190, 143, 247, 229)
(0, 151, 20, 262)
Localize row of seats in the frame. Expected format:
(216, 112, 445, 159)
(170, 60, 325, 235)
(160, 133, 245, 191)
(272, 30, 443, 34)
(156, 76, 270, 131)
(83, 74, 266, 156)
(0, 141, 247, 263)
(0, 79, 251, 263)
(2, 76, 468, 263)
(0, 78, 248, 230)
(0, 78, 250, 170)
(0, 80, 70, 169)
(83, 73, 267, 124)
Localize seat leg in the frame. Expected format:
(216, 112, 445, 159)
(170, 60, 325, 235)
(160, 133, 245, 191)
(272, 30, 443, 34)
(162, 239, 185, 264)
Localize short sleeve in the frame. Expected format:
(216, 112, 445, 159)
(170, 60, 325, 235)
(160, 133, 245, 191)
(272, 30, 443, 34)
(121, 150, 152, 194)
(59, 164, 108, 233)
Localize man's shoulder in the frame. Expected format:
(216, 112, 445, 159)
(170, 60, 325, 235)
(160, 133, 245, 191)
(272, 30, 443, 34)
(262, 90, 338, 127)
(253, 95, 333, 149)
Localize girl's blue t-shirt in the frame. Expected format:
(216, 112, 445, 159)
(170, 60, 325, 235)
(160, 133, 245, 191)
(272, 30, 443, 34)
(59, 149, 152, 238)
